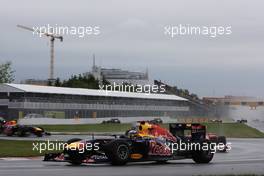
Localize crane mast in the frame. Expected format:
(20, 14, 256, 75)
(17, 25, 63, 82)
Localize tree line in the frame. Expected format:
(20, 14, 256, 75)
(0, 62, 15, 83)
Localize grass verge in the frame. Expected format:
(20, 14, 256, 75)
(0, 140, 62, 157)
(40, 123, 132, 133)
(204, 123, 264, 138)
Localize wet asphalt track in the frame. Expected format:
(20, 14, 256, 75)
(0, 138, 264, 176)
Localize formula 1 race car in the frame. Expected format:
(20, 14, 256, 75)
(0, 119, 50, 137)
(207, 133, 227, 152)
(150, 118, 163, 124)
(44, 122, 215, 165)
(101, 118, 121, 124)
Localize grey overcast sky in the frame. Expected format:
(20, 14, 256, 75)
(0, 0, 264, 97)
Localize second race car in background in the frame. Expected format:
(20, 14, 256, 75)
(0, 118, 50, 137)
(207, 133, 228, 152)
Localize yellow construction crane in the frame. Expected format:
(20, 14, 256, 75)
(17, 25, 63, 82)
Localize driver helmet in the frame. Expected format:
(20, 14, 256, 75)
(0, 118, 6, 124)
(127, 129, 138, 138)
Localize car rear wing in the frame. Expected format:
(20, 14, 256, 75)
(169, 123, 206, 141)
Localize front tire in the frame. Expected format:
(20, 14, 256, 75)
(105, 141, 130, 166)
(156, 160, 168, 164)
(17, 129, 26, 137)
(69, 160, 82, 166)
(66, 138, 82, 144)
(35, 132, 43, 137)
(35, 127, 44, 137)
(64, 138, 83, 165)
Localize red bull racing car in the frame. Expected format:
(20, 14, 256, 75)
(44, 122, 216, 165)
(0, 118, 50, 137)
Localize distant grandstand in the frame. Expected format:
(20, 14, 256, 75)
(84, 60, 151, 86)
(0, 83, 190, 120)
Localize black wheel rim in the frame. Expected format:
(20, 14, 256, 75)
(117, 144, 128, 160)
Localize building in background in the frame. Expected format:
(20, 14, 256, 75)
(203, 95, 264, 109)
(0, 83, 189, 120)
(85, 57, 151, 86)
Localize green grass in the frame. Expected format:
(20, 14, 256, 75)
(39, 123, 264, 138)
(0, 140, 63, 157)
(204, 123, 264, 138)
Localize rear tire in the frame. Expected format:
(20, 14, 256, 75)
(5, 130, 14, 136)
(192, 142, 214, 163)
(217, 136, 227, 152)
(217, 136, 226, 144)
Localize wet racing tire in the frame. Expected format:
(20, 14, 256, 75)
(5, 130, 14, 136)
(105, 140, 130, 166)
(35, 132, 43, 137)
(192, 142, 214, 163)
(217, 136, 227, 152)
(35, 127, 44, 137)
(17, 129, 27, 137)
(64, 138, 83, 165)
(156, 160, 168, 164)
